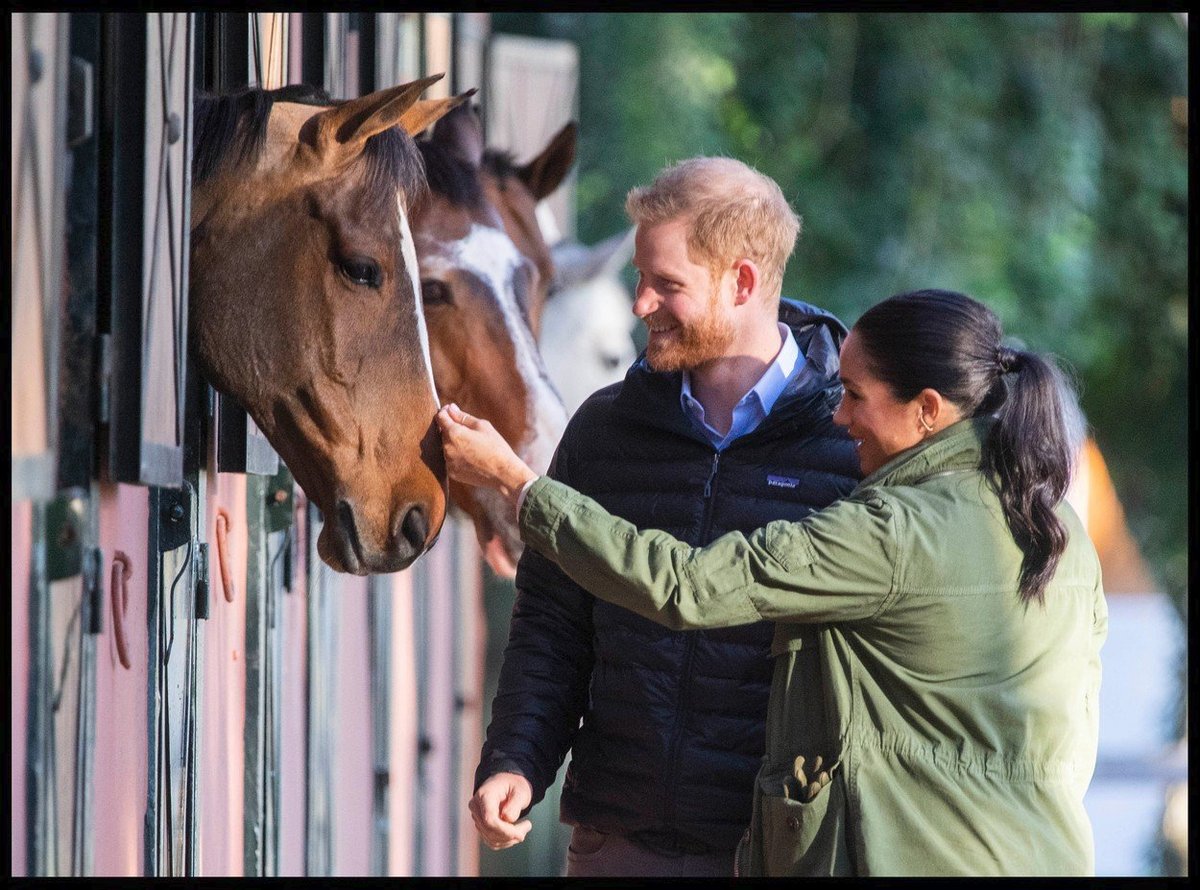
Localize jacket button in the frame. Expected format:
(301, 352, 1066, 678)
(787, 815, 800, 832)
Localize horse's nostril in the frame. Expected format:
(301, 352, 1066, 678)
(398, 504, 428, 552)
(336, 499, 359, 546)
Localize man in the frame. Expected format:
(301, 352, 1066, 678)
(470, 157, 860, 877)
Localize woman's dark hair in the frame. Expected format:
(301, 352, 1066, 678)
(853, 289, 1082, 606)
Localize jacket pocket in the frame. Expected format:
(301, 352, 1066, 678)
(755, 765, 851, 876)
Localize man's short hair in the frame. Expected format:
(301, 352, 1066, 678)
(625, 156, 801, 302)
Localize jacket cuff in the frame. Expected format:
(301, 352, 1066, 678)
(518, 476, 571, 553)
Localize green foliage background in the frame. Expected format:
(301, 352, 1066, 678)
(497, 11, 1188, 619)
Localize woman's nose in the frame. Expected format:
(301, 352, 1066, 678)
(832, 397, 848, 427)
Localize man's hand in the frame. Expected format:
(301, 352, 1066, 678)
(435, 404, 537, 511)
(469, 772, 534, 850)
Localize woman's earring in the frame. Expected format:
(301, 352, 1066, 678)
(918, 414, 934, 433)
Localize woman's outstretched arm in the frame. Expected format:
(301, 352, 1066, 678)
(436, 403, 897, 629)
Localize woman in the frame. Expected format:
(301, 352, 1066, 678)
(437, 289, 1106, 877)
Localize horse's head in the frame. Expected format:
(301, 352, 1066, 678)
(480, 121, 577, 337)
(189, 76, 468, 575)
(411, 103, 569, 578)
(541, 231, 638, 416)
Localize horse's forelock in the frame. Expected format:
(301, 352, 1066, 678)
(416, 139, 484, 209)
(363, 127, 428, 210)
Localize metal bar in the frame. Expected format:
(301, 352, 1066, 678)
(411, 549, 429, 877)
(27, 502, 51, 874)
(368, 575, 391, 876)
(243, 474, 268, 876)
(144, 487, 163, 875)
(184, 539, 203, 877)
(72, 487, 102, 876)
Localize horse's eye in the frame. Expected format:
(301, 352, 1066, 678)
(341, 256, 382, 288)
(421, 279, 453, 306)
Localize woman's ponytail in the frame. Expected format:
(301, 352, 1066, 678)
(981, 348, 1079, 606)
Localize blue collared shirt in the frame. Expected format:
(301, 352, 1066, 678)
(680, 322, 806, 451)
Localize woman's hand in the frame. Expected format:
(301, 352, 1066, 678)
(435, 403, 538, 512)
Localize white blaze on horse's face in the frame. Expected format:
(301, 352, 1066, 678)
(431, 222, 568, 475)
(397, 194, 440, 406)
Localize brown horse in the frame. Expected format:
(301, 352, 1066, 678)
(410, 104, 572, 577)
(189, 75, 469, 575)
(481, 121, 577, 337)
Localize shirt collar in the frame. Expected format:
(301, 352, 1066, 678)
(680, 322, 802, 417)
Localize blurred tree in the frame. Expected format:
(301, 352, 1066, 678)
(496, 9, 1187, 624)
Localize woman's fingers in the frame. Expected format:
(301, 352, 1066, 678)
(442, 402, 487, 430)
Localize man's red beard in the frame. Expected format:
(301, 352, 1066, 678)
(644, 290, 736, 373)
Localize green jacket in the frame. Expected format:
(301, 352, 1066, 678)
(518, 417, 1106, 876)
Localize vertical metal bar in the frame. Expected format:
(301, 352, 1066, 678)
(368, 575, 391, 876)
(144, 487, 163, 876)
(411, 554, 429, 876)
(243, 474, 268, 876)
(448, 525, 463, 875)
(304, 501, 332, 875)
(27, 502, 51, 874)
(268, 526, 284, 876)
(72, 488, 101, 876)
(184, 541, 203, 878)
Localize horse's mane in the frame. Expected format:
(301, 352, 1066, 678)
(416, 138, 484, 209)
(192, 84, 426, 203)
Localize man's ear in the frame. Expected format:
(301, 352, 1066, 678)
(732, 259, 759, 306)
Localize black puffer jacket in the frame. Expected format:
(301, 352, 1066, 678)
(476, 300, 861, 853)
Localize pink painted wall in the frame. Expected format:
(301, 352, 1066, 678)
(278, 495, 308, 876)
(11, 499, 32, 876)
(198, 472, 248, 875)
(388, 569, 417, 876)
(333, 573, 374, 875)
(91, 483, 151, 876)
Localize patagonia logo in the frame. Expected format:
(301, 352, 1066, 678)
(767, 474, 800, 489)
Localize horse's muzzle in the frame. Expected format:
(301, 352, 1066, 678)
(317, 497, 432, 574)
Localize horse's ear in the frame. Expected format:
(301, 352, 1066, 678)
(517, 121, 577, 201)
(428, 101, 485, 169)
(399, 88, 478, 137)
(594, 228, 636, 278)
(310, 73, 444, 164)
(550, 229, 635, 293)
